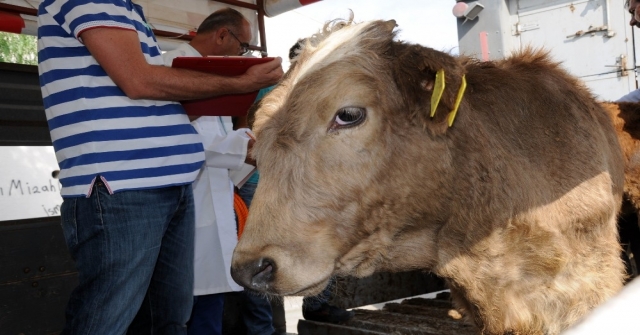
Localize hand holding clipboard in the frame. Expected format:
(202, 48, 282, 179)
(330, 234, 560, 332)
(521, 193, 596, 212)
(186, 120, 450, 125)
(171, 56, 283, 116)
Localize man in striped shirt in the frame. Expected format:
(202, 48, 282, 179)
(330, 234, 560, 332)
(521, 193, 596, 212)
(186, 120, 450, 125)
(37, 0, 283, 333)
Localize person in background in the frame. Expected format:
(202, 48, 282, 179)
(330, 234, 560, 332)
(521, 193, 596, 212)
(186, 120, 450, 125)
(162, 8, 281, 335)
(37, 0, 282, 333)
(301, 280, 354, 324)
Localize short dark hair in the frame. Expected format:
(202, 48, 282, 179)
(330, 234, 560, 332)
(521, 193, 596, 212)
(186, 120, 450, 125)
(197, 8, 246, 35)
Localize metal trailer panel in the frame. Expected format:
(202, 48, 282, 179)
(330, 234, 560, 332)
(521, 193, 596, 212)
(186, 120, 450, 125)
(456, 0, 637, 101)
(457, 0, 517, 61)
(0, 217, 77, 334)
(0, 63, 49, 146)
(329, 272, 445, 310)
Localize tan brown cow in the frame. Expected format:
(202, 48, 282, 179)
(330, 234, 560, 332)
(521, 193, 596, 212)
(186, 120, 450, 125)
(231, 20, 626, 335)
(602, 102, 640, 210)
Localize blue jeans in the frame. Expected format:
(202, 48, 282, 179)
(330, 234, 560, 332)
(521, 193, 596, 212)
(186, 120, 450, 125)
(187, 294, 224, 335)
(242, 291, 275, 335)
(237, 178, 275, 335)
(60, 181, 195, 335)
(237, 177, 258, 208)
(303, 281, 333, 311)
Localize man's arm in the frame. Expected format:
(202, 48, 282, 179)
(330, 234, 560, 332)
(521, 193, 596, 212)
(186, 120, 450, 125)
(81, 28, 283, 101)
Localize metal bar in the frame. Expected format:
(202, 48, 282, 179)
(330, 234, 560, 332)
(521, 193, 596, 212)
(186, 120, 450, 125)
(213, 0, 259, 10)
(0, 3, 37, 16)
(153, 30, 193, 41)
(0, 120, 48, 127)
(256, 0, 268, 56)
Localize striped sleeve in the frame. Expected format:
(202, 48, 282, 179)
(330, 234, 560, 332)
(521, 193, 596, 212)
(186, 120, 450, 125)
(43, 0, 136, 40)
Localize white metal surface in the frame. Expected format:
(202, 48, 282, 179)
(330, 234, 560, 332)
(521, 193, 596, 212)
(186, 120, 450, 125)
(561, 277, 640, 335)
(457, 0, 638, 101)
(514, 0, 635, 100)
(263, 0, 321, 17)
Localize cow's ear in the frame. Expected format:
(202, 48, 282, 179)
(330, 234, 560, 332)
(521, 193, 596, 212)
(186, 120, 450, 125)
(380, 19, 397, 33)
(362, 19, 396, 36)
(356, 20, 397, 50)
(390, 43, 466, 133)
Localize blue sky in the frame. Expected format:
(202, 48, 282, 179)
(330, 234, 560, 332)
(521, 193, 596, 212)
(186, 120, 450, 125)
(264, 0, 460, 69)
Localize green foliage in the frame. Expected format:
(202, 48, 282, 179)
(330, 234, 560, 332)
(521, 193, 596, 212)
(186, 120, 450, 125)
(0, 32, 37, 65)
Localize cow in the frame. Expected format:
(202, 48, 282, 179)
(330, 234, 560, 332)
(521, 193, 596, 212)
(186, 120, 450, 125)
(602, 102, 640, 210)
(230, 19, 626, 335)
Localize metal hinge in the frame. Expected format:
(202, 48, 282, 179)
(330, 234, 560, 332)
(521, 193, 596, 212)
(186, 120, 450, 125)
(567, 25, 615, 39)
(605, 55, 629, 77)
(512, 22, 539, 36)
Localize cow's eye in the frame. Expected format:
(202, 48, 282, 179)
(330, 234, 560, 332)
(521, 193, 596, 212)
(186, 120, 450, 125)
(331, 107, 366, 131)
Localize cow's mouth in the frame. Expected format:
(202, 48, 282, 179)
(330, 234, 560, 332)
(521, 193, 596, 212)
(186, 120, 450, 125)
(231, 251, 338, 296)
(286, 276, 332, 297)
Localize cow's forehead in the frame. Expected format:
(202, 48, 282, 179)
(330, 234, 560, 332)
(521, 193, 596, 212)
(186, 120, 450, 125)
(292, 21, 375, 86)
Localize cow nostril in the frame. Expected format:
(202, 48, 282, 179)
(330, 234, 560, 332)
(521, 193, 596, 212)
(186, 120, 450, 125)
(232, 257, 276, 292)
(251, 258, 275, 290)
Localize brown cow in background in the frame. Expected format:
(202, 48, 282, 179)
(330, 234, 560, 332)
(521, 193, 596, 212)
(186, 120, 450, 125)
(603, 102, 640, 209)
(231, 20, 626, 335)
(602, 102, 640, 279)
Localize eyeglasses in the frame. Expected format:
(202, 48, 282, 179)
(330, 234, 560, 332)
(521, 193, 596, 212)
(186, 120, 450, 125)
(228, 30, 250, 56)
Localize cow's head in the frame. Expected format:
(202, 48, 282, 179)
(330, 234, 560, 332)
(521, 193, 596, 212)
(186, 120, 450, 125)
(231, 20, 466, 296)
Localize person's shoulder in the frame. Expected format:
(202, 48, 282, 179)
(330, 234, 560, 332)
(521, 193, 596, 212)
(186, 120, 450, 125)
(162, 49, 184, 62)
(55, 0, 127, 14)
(162, 43, 201, 66)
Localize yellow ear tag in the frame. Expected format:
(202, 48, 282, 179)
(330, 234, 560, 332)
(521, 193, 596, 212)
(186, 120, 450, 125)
(430, 69, 446, 117)
(447, 75, 467, 127)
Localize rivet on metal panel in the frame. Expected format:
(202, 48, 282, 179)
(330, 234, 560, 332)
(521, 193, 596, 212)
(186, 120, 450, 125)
(23, 268, 30, 273)
(39, 266, 45, 272)
(32, 282, 38, 287)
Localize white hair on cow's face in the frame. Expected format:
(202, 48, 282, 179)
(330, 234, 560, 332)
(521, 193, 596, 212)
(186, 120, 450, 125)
(293, 19, 376, 86)
(288, 14, 354, 68)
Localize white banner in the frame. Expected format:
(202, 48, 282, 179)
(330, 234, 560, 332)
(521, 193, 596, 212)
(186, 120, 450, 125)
(0, 146, 63, 221)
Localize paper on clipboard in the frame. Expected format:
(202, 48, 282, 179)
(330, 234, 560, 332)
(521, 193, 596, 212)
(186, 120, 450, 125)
(229, 129, 257, 189)
(171, 56, 275, 117)
(229, 163, 256, 189)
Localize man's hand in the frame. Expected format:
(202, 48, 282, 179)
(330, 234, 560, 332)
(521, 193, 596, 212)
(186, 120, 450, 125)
(242, 57, 284, 92)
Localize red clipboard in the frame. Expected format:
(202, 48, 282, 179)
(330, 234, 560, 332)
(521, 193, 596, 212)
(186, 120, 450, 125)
(171, 56, 275, 116)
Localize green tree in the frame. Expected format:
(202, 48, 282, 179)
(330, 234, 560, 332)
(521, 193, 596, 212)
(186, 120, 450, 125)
(0, 32, 37, 65)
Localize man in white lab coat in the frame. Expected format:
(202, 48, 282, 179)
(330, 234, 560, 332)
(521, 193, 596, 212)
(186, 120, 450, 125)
(163, 7, 282, 335)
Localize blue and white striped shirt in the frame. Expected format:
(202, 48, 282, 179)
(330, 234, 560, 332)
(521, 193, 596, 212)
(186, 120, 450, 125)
(38, 0, 205, 198)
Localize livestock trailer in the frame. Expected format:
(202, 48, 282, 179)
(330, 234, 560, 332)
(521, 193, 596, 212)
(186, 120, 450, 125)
(454, 0, 636, 101)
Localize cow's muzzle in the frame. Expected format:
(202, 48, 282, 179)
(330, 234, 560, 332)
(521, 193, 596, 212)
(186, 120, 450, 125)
(231, 257, 276, 292)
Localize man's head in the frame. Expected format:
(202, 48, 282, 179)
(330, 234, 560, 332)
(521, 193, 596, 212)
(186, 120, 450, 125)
(627, 0, 640, 28)
(191, 8, 252, 57)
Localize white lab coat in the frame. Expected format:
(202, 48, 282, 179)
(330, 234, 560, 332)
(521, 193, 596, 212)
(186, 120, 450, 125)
(164, 44, 248, 295)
